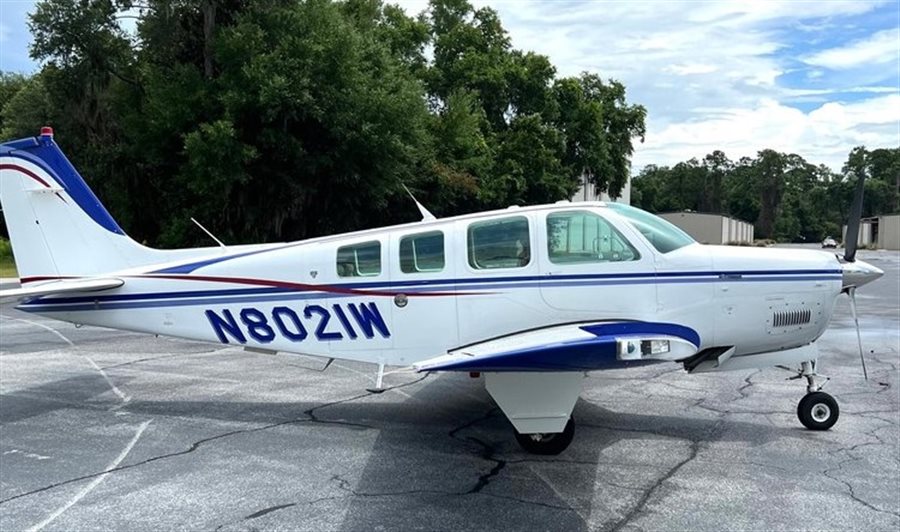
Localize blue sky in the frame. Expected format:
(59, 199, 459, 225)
(1, 0, 898, 170)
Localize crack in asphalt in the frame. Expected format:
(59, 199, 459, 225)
(0, 372, 433, 507)
(0, 420, 305, 505)
(228, 466, 581, 528)
(100, 351, 213, 370)
(446, 408, 509, 494)
(600, 411, 727, 532)
(737, 369, 762, 400)
(466, 437, 506, 494)
(604, 437, 704, 532)
(694, 402, 792, 416)
(214, 495, 349, 531)
(230, 405, 578, 526)
(819, 423, 900, 520)
(822, 456, 900, 520)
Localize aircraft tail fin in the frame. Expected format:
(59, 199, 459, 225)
(0, 128, 162, 283)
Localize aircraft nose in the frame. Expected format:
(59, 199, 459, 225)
(841, 259, 884, 291)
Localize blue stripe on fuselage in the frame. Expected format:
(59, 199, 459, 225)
(18, 270, 842, 313)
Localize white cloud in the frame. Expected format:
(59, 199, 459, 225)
(634, 94, 900, 170)
(804, 28, 900, 69)
(665, 63, 718, 76)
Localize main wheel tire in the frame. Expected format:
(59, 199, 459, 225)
(797, 392, 839, 430)
(514, 417, 575, 455)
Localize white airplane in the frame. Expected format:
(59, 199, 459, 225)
(0, 128, 884, 454)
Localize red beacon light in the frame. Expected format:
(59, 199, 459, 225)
(40, 126, 54, 138)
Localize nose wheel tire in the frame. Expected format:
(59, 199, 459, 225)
(797, 392, 839, 430)
(514, 417, 575, 455)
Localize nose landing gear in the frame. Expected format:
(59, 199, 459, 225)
(794, 360, 840, 431)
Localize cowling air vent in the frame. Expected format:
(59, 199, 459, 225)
(766, 298, 821, 335)
(772, 309, 812, 328)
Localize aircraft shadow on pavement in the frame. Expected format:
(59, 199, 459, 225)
(1, 371, 810, 530)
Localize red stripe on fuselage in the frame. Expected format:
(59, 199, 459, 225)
(138, 274, 487, 297)
(20, 276, 78, 284)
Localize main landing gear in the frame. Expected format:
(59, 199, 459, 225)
(514, 417, 575, 455)
(793, 360, 840, 431)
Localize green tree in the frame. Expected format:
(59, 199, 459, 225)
(0, 73, 55, 139)
(19, 0, 647, 247)
(700, 150, 730, 213)
(485, 113, 570, 206)
(724, 156, 760, 225)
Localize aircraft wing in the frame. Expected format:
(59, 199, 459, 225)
(413, 321, 701, 372)
(0, 278, 124, 301)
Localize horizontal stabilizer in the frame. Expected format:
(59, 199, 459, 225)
(414, 321, 700, 372)
(0, 278, 124, 301)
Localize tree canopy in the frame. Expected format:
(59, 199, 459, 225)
(632, 146, 900, 242)
(1, 0, 646, 247)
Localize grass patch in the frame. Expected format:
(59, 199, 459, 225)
(0, 237, 17, 278)
(0, 258, 17, 278)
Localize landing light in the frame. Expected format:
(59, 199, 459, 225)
(618, 338, 672, 360)
(643, 339, 670, 355)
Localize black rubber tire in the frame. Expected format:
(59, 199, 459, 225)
(514, 417, 575, 455)
(797, 392, 839, 430)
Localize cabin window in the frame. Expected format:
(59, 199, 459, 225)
(400, 231, 445, 273)
(468, 216, 531, 270)
(546, 211, 639, 264)
(337, 241, 381, 277)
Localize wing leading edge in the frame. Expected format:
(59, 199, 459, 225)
(413, 321, 701, 372)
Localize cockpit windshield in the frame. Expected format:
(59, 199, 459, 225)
(606, 203, 695, 253)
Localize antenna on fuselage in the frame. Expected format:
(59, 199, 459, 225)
(402, 184, 437, 222)
(191, 217, 227, 249)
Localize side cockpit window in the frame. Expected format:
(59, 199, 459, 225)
(400, 231, 445, 273)
(337, 241, 381, 277)
(468, 216, 531, 270)
(606, 203, 694, 253)
(547, 211, 639, 263)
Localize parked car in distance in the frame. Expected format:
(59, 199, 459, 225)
(822, 236, 837, 248)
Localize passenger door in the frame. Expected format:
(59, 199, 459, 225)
(389, 228, 459, 364)
(455, 213, 547, 345)
(538, 209, 655, 316)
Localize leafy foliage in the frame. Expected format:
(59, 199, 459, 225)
(1, 0, 646, 247)
(633, 147, 900, 241)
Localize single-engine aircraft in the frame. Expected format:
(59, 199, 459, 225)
(0, 128, 884, 454)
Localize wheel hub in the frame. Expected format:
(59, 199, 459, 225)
(811, 403, 831, 422)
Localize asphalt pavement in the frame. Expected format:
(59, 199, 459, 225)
(0, 248, 898, 531)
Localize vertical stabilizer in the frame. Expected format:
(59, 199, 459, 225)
(0, 128, 159, 282)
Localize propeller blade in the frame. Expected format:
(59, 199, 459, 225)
(843, 173, 867, 262)
(847, 287, 868, 380)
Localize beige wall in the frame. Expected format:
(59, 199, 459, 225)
(842, 216, 899, 250)
(878, 214, 900, 250)
(843, 220, 876, 246)
(660, 212, 754, 244)
(660, 213, 723, 244)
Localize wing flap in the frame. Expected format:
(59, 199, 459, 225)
(413, 321, 701, 372)
(0, 278, 124, 300)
